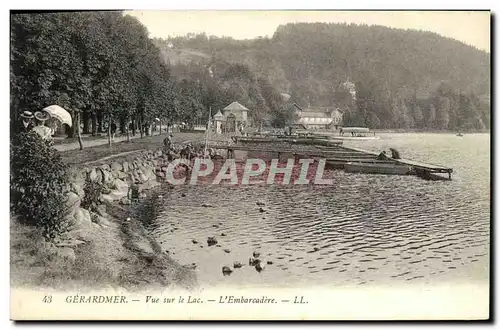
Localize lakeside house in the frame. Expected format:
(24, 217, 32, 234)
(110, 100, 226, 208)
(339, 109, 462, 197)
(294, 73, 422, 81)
(213, 101, 250, 134)
(293, 104, 344, 130)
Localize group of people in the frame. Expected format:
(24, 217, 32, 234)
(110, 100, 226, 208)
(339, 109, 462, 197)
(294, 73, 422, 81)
(16, 110, 54, 141)
(377, 148, 401, 160)
(162, 134, 218, 161)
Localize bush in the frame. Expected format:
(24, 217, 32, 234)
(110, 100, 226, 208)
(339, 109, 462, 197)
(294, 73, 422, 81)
(81, 180, 106, 213)
(10, 132, 70, 240)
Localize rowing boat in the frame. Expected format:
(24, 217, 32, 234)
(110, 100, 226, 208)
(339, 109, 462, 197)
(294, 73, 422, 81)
(344, 162, 412, 175)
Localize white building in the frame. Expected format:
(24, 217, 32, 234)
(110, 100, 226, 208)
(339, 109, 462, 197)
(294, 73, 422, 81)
(294, 105, 343, 130)
(212, 101, 250, 133)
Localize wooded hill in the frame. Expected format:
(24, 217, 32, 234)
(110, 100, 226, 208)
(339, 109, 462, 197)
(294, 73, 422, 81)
(157, 22, 491, 130)
(10, 13, 490, 133)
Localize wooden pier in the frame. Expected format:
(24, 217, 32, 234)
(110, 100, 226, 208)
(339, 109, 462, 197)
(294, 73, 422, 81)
(338, 146, 454, 180)
(207, 142, 453, 180)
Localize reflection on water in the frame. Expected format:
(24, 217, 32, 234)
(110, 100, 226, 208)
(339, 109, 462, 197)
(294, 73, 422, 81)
(140, 133, 490, 288)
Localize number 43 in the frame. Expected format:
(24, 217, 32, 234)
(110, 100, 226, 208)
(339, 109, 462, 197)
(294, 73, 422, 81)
(42, 295, 52, 303)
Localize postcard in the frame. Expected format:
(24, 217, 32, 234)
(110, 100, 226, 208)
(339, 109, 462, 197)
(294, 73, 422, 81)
(9, 9, 490, 321)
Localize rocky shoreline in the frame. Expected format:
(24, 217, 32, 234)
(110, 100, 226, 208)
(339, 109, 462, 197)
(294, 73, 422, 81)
(11, 147, 198, 292)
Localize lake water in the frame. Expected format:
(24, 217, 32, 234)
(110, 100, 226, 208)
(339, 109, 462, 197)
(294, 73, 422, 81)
(139, 133, 490, 289)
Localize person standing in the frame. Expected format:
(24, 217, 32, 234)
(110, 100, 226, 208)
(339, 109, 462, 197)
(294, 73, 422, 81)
(111, 122, 117, 140)
(32, 111, 53, 141)
(18, 111, 34, 133)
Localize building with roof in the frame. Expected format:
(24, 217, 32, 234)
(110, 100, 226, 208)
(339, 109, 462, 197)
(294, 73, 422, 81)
(293, 104, 343, 130)
(212, 101, 250, 134)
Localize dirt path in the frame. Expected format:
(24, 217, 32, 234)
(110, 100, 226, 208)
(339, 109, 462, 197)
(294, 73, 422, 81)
(59, 133, 206, 165)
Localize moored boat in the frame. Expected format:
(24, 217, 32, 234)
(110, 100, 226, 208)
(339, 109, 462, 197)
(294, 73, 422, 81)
(331, 135, 380, 141)
(344, 161, 412, 175)
(333, 127, 380, 140)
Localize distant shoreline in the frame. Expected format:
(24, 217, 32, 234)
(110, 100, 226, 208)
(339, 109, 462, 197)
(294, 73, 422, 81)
(370, 129, 490, 134)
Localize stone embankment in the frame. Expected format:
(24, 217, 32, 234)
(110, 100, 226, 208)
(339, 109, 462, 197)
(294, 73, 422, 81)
(36, 148, 197, 290)
(63, 149, 168, 239)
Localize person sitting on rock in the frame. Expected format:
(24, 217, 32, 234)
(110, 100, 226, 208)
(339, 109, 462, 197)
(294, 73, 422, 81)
(180, 143, 193, 160)
(377, 150, 389, 160)
(389, 148, 401, 159)
(127, 178, 141, 203)
(163, 134, 173, 152)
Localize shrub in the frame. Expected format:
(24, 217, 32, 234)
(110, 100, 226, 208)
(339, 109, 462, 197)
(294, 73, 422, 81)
(81, 180, 106, 213)
(10, 132, 70, 240)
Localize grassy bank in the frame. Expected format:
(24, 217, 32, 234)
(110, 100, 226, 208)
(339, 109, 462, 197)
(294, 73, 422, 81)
(10, 199, 197, 292)
(59, 132, 205, 165)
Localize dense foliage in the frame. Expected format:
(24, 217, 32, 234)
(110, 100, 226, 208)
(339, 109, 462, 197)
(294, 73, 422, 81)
(10, 12, 178, 135)
(158, 22, 490, 130)
(10, 132, 70, 239)
(11, 14, 490, 132)
(81, 180, 106, 213)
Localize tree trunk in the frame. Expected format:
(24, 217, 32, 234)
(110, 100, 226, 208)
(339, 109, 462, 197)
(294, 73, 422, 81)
(97, 113, 103, 133)
(91, 113, 97, 136)
(159, 120, 162, 134)
(77, 111, 84, 150)
(67, 110, 75, 138)
(119, 117, 126, 134)
(107, 114, 112, 146)
(139, 115, 143, 138)
(132, 119, 136, 136)
(83, 111, 90, 134)
(127, 122, 131, 142)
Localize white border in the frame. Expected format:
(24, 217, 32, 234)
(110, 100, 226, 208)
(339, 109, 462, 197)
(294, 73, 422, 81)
(2, 1, 496, 329)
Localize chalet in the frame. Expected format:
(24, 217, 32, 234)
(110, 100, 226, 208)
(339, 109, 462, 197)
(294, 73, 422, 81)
(293, 104, 344, 130)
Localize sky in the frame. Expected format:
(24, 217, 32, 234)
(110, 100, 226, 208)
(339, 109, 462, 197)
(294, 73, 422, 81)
(125, 10, 491, 52)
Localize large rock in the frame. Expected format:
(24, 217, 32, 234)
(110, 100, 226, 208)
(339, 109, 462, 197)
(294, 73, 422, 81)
(111, 161, 123, 172)
(70, 181, 85, 197)
(74, 208, 92, 226)
(147, 170, 157, 181)
(100, 164, 111, 172)
(94, 215, 112, 227)
(88, 168, 99, 182)
(116, 171, 129, 180)
(138, 173, 148, 184)
(100, 189, 128, 203)
(65, 191, 81, 217)
(119, 197, 131, 205)
(113, 178, 129, 191)
(122, 161, 130, 172)
(100, 169, 111, 184)
(140, 180, 160, 190)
